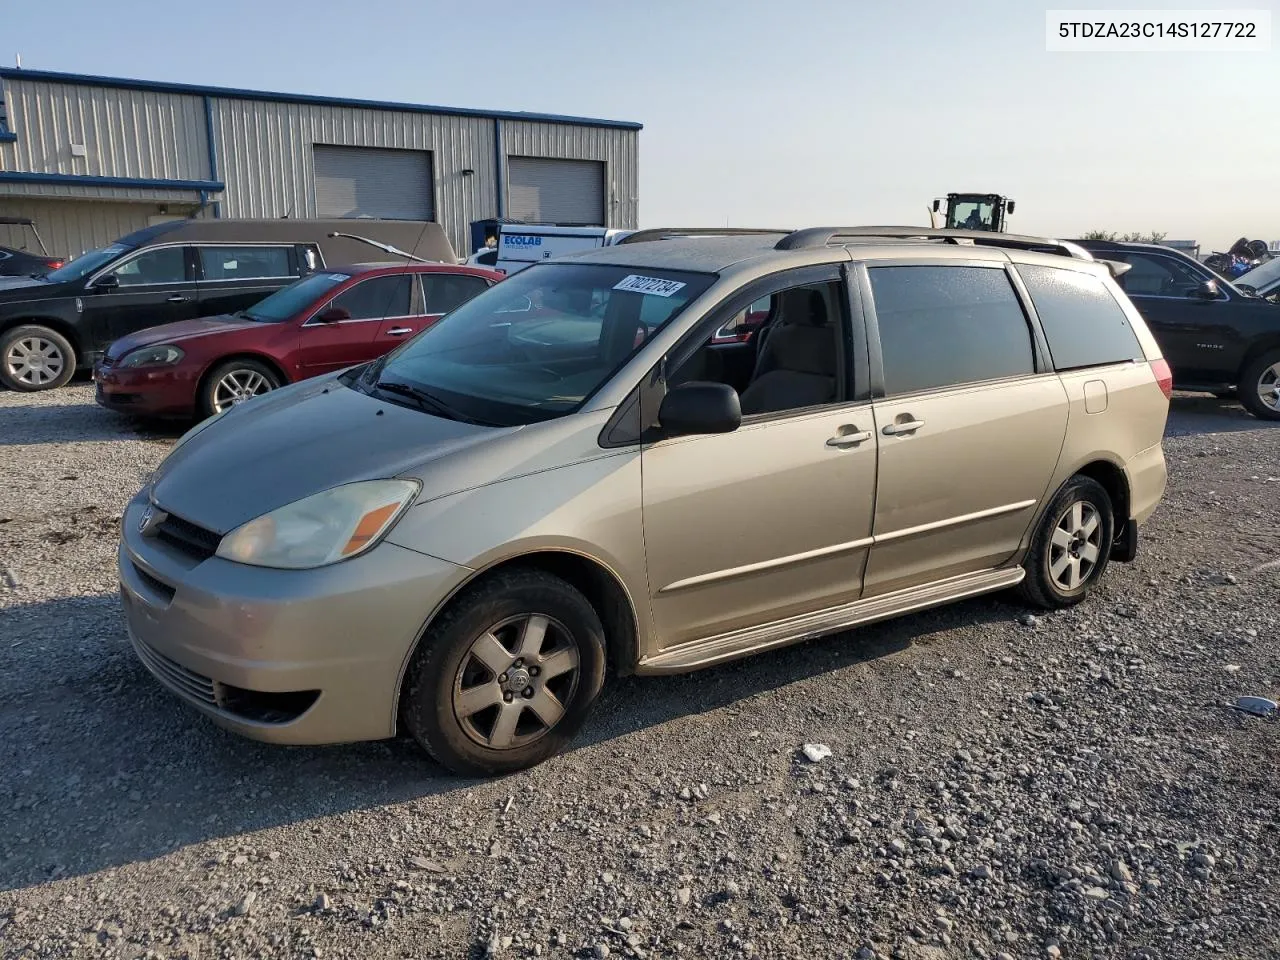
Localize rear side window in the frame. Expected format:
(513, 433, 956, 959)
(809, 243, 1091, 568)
(1017, 265, 1143, 371)
(199, 245, 292, 281)
(868, 265, 1034, 396)
(421, 274, 489, 314)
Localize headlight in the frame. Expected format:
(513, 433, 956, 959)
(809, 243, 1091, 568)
(215, 479, 420, 569)
(120, 344, 184, 367)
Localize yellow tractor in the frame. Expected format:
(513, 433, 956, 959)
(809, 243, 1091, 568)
(929, 193, 1015, 232)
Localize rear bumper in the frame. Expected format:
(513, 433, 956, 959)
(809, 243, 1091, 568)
(94, 362, 199, 418)
(1127, 442, 1167, 526)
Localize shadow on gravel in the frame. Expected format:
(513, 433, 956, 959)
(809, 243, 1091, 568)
(0, 588, 1017, 893)
(1165, 392, 1280, 438)
(0, 398, 187, 446)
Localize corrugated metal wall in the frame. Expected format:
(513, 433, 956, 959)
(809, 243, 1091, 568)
(0, 197, 199, 258)
(0, 74, 639, 257)
(501, 121, 639, 229)
(211, 99, 498, 253)
(0, 76, 209, 180)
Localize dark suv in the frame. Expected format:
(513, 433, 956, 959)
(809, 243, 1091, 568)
(1076, 239, 1280, 421)
(0, 218, 454, 392)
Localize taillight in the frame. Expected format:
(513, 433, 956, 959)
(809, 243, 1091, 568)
(46, 260, 65, 269)
(1151, 357, 1173, 399)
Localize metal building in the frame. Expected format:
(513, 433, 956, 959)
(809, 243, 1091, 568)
(0, 69, 641, 259)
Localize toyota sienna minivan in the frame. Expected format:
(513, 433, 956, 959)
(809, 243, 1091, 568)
(118, 226, 1170, 776)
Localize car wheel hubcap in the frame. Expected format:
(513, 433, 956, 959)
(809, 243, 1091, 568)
(212, 370, 272, 412)
(5, 336, 65, 386)
(453, 613, 580, 750)
(1257, 362, 1280, 411)
(1048, 501, 1101, 592)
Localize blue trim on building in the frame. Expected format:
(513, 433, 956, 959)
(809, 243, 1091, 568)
(0, 68, 643, 131)
(0, 171, 225, 191)
(202, 95, 222, 218)
(493, 118, 506, 218)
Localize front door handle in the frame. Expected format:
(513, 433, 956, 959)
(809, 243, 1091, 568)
(166, 295, 189, 303)
(882, 418, 925, 436)
(386, 327, 414, 336)
(826, 427, 873, 448)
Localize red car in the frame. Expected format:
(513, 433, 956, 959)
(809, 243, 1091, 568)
(93, 262, 503, 419)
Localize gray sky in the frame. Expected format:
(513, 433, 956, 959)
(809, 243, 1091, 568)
(5, 0, 1276, 250)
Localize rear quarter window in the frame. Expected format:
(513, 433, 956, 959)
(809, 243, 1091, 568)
(1016, 265, 1144, 371)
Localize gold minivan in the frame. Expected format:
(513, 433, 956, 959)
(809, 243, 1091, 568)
(119, 227, 1170, 775)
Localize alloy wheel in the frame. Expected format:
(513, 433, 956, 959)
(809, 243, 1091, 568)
(1047, 500, 1102, 592)
(1256, 362, 1280, 412)
(452, 614, 581, 750)
(212, 369, 272, 412)
(4, 335, 66, 387)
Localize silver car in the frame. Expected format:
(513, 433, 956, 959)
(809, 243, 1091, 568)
(119, 227, 1170, 776)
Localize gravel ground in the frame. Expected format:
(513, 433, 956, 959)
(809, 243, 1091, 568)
(2, 383, 1279, 960)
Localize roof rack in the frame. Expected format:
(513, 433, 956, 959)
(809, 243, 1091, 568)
(616, 227, 792, 245)
(774, 226, 1094, 261)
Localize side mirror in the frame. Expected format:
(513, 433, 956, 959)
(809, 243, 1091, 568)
(92, 274, 119, 291)
(931, 200, 941, 213)
(657, 381, 742, 438)
(314, 305, 351, 323)
(1006, 200, 1016, 214)
(1194, 279, 1219, 300)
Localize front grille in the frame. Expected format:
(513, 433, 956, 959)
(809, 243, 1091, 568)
(153, 511, 221, 562)
(130, 632, 320, 725)
(131, 561, 175, 603)
(131, 631, 219, 707)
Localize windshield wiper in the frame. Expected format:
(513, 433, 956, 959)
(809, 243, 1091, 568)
(373, 378, 491, 425)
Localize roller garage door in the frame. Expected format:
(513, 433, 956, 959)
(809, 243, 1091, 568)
(313, 145, 434, 220)
(508, 157, 605, 225)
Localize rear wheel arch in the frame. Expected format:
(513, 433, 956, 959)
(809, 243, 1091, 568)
(394, 549, 641, 732)
(1238, 336, 1280, 376)
(1074, 459, 1130, 524)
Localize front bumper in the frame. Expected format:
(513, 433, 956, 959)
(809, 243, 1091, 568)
(118, 492, 470, 744)
(94, 361, 200, 418)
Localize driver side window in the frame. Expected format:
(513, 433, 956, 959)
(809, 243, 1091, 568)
(110, 247, 187, 287)
(667, 280, 845, 417)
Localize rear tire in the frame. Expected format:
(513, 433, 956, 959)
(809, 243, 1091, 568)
(402, 569, 606, 777)
(1017, 476, 1115, 610)
(198, 358, 282, 418)
(1238, 349, 1280, 421)
(0, 324, 76, 392)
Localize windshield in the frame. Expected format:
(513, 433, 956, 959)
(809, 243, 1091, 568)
(949, 200, 995, 230)
(1237, 257, 1280, 294)
(43, 243, 131, 283)
(245, 272, 351, 321)
(353, 262, 715, 426)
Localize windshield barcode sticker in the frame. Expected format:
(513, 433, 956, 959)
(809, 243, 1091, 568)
(613, 275, 687, 297)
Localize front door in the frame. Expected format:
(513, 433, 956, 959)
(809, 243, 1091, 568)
(296, 272, 413, 375)
(641, 269, 878, 650)
(84, 245, 199, 349)
(194, 244, 299, 318)
(1111, 250, 1245, 383)
(861, 263, 1068, 597)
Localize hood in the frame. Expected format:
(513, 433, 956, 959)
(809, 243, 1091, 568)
(106, 315, 261, 360)
(151, 375, 514, 533)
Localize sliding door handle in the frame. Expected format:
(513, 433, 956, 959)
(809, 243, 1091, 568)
(882, 418, 925, 436)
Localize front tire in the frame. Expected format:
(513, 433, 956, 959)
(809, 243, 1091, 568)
(1018, 476, 1115, 610)
(402, 569, 606, 776)
(1238, 349, 1280, 421)
(199, 358, 282, 418)
(0, 324, 76, 391)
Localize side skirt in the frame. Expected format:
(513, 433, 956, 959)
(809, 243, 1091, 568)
(637, 566, 1025, 675)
